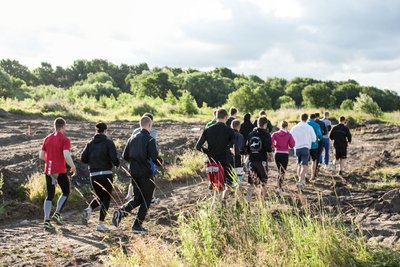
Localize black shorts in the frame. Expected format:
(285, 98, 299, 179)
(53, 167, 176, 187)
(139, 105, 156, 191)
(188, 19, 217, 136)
(334, 146, 347, 159)
(248, 161, 267, 185)
(274, 153, 289, 174)
(310, 148, 318, 161)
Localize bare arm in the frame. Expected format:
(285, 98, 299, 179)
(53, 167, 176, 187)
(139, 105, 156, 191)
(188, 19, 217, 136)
(63, 150, 76, 173)
(39, 150, 45, 160)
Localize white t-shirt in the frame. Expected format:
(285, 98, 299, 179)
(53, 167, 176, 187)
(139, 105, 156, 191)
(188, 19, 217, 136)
(290, 121, 317, 150)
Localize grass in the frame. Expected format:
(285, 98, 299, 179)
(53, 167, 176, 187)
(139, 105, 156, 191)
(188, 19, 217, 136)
(365, 167, 400, 189)
(24, 172, 87, 208)
(166, 150, 206, 181)
(178, 195, 400, 266)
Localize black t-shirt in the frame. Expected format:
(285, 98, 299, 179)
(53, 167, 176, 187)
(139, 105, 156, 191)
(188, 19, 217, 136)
(196, 122, 235, 166)
(329, 124, 352, 148)
(246, 128, 272, 162)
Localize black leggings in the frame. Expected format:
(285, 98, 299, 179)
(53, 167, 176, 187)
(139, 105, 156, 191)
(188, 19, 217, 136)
(122, 176, 155, 227)
(89, 174, 113, 222)
(274, 153, 289, 188)
(46, 174, 70, 212)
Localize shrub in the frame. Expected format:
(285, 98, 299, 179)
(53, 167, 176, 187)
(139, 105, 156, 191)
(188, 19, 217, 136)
(340, 99, 354, 110)
(132, 102, 157, 116)
(353, 93, 383, 117)
(40, 101, 68, 113)
(178, 90, 198, 115)
(278, 95, 296, 109)
(167, 150, 205, 180)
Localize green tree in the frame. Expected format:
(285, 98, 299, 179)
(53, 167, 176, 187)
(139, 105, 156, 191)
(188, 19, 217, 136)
(86, 72, 115, 85)
(340, 99, 354, 110)
(302, 83, 335, 108)
(179, 90, 198, 115)
(0, 59, 37, 85)
(333, 83, 361, 107)
(227, 85, 272, 113)
(166, 90, 178, 105)
(277, 95, 296, 109)
(0, 70, 13, 98)
(353, 93, 383, 117)
(129, 70, 176, 99)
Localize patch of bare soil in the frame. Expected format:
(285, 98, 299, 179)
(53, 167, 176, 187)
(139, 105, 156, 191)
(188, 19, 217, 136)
(0, 113, 400, 266)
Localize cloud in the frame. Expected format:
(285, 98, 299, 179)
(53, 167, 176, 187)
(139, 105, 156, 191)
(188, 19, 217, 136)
(0, 0, 399, 92)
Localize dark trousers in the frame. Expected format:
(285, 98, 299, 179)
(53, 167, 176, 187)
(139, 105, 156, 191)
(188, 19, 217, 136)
(122, 176, 155, 227)
(89, 174, 113, 222)
(45, 174, 70, 212)
(274, 153, 289, 188)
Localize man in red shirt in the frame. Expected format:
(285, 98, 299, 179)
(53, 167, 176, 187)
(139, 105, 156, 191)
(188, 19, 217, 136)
(39, 117, 76, 230)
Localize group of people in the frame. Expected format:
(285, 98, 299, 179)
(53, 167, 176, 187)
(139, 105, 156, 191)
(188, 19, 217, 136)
(39, 115, 160, 233)
(196, 107, 352, 199)
(38, 108, 351, 233)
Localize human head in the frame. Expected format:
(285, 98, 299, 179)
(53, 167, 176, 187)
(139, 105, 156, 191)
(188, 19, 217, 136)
(143, 113, 154, 121)
(259, 110, 266, 117)
(232, 119, 241, 131)
(300, 113, 308, 122)
(310, 114, 317, 120)
(339, 116, 346, 123)
(324, 111, 330, 118)
(258, 116, 268, 129)
(243, 113, 251, 122)
(281, 121, 289, 130)
(229, 107, 238, 117)
(95, 122, 107, 134)
(140, 116, 153, 131)
(216, 109, 228, 122)
(54, 117, 66, 132)
(315, 112, 320, 118)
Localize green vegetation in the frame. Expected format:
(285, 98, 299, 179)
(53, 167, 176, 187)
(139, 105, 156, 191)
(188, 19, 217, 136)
(166, 150, 205, 181)
(366, 167, 400, 189)
(0, 59, 399, 122)
(178, 197, 400, 266)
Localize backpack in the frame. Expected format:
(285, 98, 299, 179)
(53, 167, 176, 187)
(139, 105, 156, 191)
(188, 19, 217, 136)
(249, 135, 262, 153)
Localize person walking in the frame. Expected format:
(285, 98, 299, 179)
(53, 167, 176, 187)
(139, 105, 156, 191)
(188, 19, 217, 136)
(81, 122, 120, 232)
(321, 112, 332, 169)
(271, 121, 295, 194)
(330, 116, 352, 176)
(315, 113, 328, 172)
(39, 117, 76, 230)
(246, 116, 273, 202)
(230, 119, 245, 185)
(253, 110, 273, 133)
(307, 114, 323, 180)
(112, 116, 161, 234)
(226, 107, 238, 128)
(240, 113, 254, 142)
(290, 114, 316, 191)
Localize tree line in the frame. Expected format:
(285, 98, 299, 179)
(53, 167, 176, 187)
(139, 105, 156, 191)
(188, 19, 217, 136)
(1, 58, 399, 113)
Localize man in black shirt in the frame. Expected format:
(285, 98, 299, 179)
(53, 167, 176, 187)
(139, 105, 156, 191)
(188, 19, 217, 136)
(253, 110, 273, 133)
(246, 116, 273, 202)
(112, 116, 161, 234)
(329, 116, 352, 176)
(196, 109, 235, 195)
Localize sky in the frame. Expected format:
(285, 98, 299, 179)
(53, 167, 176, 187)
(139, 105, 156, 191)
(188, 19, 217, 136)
(1, 0, 399, 91)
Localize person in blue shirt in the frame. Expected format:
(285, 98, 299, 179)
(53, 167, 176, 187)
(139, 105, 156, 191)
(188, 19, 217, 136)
(307, 114, 323, 180)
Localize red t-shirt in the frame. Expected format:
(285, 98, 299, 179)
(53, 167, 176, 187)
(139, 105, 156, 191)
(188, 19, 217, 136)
(41, 131, 71, 174)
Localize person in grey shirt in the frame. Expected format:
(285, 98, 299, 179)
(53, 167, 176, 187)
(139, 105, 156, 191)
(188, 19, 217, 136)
(321, 111, 332, 169)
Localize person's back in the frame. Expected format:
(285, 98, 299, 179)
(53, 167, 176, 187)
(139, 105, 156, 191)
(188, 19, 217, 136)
(322, 118, 332, 137)
(247, 127, 272, 162)
(240, 113, 254, 141)
(196, 122, 234, 165)
(123, 129, 158, 179)
(307, 119, 322, 149)
(271, 129, 295, 153)
(42, 131, 70, 175)
(330, 123, 351, 147)
(290, 121, 316, 149)
(81, 134, 119, 172)
(315, 119, 327, 136)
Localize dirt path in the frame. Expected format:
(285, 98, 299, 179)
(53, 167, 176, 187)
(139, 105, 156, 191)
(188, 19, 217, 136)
(1, 113, 400, 266)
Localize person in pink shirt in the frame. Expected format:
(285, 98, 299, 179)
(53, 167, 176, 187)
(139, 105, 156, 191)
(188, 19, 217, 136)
(271, 121, 295, 194)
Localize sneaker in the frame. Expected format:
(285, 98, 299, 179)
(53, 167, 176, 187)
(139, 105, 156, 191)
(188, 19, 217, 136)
(151, 197, 160, 205)
(96, 224, 110, 232)
(82, 208, 91, 226)
(112, 210, 122, 227)
(51, 213, 64, 225)
(132, 225, 148, 234)
(44, 220, 55, 230)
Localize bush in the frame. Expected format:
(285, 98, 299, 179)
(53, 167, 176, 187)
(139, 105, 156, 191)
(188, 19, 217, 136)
(40, 101, 68, 113)
(178, 90, 198, 115)
(167, 150, 205, 180)
(340, 99, 354, 110)
(132, 102, 157, 116)
(353, 93, 383, 117)
(70, 81, 119, 99)
(278, 95, 296, 109)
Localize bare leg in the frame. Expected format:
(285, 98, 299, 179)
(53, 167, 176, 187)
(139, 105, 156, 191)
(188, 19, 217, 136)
(297, 164, 301, 182)
(339, 159, 346, 172)
(300, 165, 308, 185)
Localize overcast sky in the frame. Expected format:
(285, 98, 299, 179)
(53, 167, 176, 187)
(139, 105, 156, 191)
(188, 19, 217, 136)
(1, 0, 399, 91)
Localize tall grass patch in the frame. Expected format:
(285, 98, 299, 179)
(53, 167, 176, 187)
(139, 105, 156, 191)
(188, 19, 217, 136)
(166, 150, 205, 180)
(178, 196, 400, 266)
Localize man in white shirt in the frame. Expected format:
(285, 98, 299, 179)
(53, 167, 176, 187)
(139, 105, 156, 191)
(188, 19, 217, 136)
(290, 113, 317, 191)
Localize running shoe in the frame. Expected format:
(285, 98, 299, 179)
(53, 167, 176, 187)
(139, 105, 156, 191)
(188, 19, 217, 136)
(132, 225, 148, 234)
(96, 224, 111, 232)
(51, 213, 64, 225)
(112, 210, 122, 227)
(151, 198, 160, 205)
(82, 208, 91, 226)
(44, 220, 55, 230)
